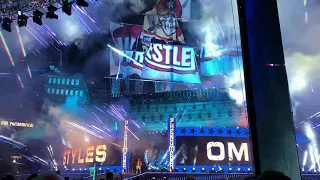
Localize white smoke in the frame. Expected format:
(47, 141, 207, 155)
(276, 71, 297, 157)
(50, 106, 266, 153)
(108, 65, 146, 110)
(285, 52, 320, 95)
(127, 0, 149, 13)
(108, 0, 151, 14)
(197, 0, 245, 105)
(277, 0, 320, 96)
(198, 0, 239, 47)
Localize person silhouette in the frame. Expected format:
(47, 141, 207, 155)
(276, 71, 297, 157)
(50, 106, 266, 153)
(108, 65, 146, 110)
(136, 158, 142, 173)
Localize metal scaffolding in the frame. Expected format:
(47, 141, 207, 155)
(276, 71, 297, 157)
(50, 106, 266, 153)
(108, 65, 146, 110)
(0, 0, 65, 19)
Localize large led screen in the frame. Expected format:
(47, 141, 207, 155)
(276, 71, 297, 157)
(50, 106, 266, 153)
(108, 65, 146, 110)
(175, 136, 251, 167)
(0, 0, 251, 176)
(62, 143, 122, 168)
(130, 133, 169, 173)
(108, 0, 243, 93)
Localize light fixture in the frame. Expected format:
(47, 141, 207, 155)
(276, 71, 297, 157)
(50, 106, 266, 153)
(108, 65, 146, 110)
(2, 17, 13, 32)
(218, 167, 224, 173)
(62, 0, 72, 16)
(201, 167, 206, 173)
(209, 168, 215, 173)
(84, 137, 89, 142)
(17, 11, 28, 27)
(47, 5, 58, 19)
(33, 10, 43, 25)
(192, 167, 196, 172)
(76, 0, 88, 7)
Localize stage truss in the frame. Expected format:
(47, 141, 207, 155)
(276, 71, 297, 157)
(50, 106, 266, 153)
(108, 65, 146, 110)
(0, 0, 66, 20)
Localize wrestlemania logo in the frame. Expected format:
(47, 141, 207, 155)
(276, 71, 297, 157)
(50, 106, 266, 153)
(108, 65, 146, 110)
(144, 149, 168, 170)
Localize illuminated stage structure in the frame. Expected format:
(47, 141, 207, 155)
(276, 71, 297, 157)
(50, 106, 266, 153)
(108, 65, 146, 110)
(58, 88, 255, 175)
(42, 0, 301, 179)
(168, 118, 176, 172)
(122, 120, 129, 173)
(55, 79, 305, 178)
(53, 22, 255, 175)
(0, 0, 306, 178)
(50, 0, 255, 173)
(44, 74, 91, 104)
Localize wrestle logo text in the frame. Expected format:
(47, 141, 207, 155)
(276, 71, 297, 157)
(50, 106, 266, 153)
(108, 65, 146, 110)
(144, 43, 196, 73)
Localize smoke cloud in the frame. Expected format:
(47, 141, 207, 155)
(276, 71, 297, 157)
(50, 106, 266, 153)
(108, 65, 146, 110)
(277, 0, 320, 97)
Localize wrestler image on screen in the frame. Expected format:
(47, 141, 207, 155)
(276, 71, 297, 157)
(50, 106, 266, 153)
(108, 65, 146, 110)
(140, 0, 185, 51)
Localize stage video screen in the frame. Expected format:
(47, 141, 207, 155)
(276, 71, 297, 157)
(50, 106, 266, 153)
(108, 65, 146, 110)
(62, 143, 122, 168)
(129, 132, 168, 173)
(175, 136, 251, 166)
(108, 0, 243, 93)
(0, 0, 251, 176)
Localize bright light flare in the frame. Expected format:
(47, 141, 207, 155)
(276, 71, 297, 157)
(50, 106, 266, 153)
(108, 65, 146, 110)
(84, 137, 89, 142)
(306, 124, 315, 140)
(91, 125, 112, 137)
(67, 121, 103, 138)
(108, 104, 126, 121)
(0, 31, 15, 66)
(17, 75, 25, 89)
(290, 76, 307, 93)
(228, 88, 245, 105)
(0, 135, 26, 148)
(63, 20, 82, 42)
(108, 44, 142, 80)
(309, 145, 316, 170)
(226, 69, 246, 105)
(303, 150, 308, 167)
(126, 127, 140, 140)
(27, 65, 32, 78)
(204, 42, 221, 57)
(32, 155, 49, 165)
(15, 25, 27, 57)
(228, 70, 244, 85)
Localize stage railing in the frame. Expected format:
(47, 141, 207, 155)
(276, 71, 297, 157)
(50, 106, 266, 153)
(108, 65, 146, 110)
(124, 172, 252, 180)
(301, 174, 320, 180)
(125, 173, 320, 180)
(112, 88, 228, 99)
(106, 88, 232, 104)
(16, 173, 320, 180)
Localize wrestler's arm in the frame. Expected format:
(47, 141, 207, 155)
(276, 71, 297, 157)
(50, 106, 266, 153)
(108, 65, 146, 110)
(140, 9, 158, 51)
(178, 33, 185, 43)
(143, 8, 158, 32)
(176, 25, 185, 43)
